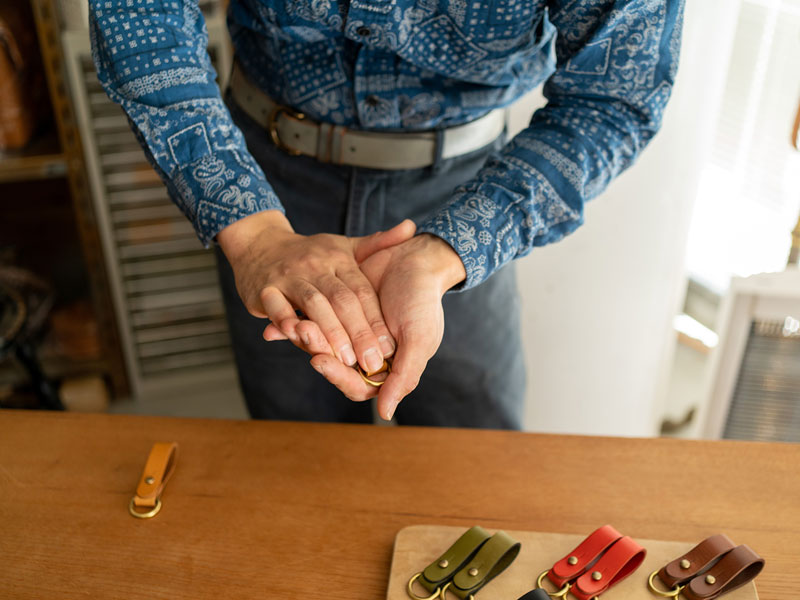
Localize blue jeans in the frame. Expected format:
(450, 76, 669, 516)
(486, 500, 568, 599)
(216, 96, 526, 428)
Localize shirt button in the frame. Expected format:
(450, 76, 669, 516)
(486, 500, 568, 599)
(357, 26, 371, 36)
(365, 95, 380, 107)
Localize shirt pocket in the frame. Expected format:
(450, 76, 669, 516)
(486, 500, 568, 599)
(397, 1, 553, 85)
(247, 0, 343, 42)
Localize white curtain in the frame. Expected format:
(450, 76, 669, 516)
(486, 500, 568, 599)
(517, 0, 742, 435)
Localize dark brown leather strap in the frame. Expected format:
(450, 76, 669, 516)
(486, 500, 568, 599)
(657, 534, 736, 588)
(682, 545, 765, 600)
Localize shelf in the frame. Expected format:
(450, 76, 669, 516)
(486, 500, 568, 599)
(0, 130, 67, 183)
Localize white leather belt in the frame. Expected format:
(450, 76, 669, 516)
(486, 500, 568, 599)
(229, 64, 506, 170)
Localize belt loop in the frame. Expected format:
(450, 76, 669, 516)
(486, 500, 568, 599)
(331, 125, 348, 165)
(431, 127, 446, 172)
(503, 106, 512, 142)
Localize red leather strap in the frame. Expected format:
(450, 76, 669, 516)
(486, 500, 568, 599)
(547, 525, 623, 587)
(570, 536, 646, 600)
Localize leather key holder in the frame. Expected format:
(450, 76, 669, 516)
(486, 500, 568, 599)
(441, 531, 521, 600)
(407, 526, 492, 600)
(649, 534, 737, 595)
(518, 589, 553, 600)
(681, 545, 764, 600)
(537, 525, 623, 597)
(546, 525, 623, 590)
(128, 442, 178, 519)
(569, 536, 646, 600)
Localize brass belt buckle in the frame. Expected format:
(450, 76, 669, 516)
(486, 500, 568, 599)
(268, 105, 306, 156)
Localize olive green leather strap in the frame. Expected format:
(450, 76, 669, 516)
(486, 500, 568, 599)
(446, 531, 522, 599)
(418, 526, 492, 593)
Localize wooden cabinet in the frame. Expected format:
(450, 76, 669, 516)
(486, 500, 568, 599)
(0, 0, 128, 399)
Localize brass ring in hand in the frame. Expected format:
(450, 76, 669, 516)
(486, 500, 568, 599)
(356, 359, 391, 387)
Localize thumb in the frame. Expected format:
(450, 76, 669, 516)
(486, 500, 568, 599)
(353, 219, 416, 263)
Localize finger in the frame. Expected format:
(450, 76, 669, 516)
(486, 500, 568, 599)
(376, 333, 432, 421)
(315, 273, 385, 373)
(295, 320, 334, 356)
(260, 286, 301, 343)
(337, 267, 395, 359)
(310, 354, 378, 402)
(352, 219, 416, 263)
(287, 279, 358, 367)
(262, 323, 288, 341)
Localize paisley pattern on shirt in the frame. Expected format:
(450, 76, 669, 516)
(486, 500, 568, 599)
(89, 0, 684, 286)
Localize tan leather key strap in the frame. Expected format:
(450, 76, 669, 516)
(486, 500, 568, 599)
(682, 545, 765, 600)
(129, 442, 178, 518)
(657, 534, 737, 588)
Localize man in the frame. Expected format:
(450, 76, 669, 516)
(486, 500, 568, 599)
(89, 0, 684, 428)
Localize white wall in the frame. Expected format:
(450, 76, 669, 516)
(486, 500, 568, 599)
(515, 0, 742, 436)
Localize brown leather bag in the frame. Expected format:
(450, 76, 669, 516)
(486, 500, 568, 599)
(0, 1, 45, 150)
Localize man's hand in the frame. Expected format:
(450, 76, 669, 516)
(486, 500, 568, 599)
(217, 211, 416, 373)
(307, 232, 467, 420)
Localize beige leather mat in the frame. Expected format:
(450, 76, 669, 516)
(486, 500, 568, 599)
(387, 525, 757, 600)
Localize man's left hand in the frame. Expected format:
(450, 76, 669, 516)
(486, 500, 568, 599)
(306, 232, 466, 420)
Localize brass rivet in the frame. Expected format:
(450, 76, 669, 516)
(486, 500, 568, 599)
(567, 556, 578, 566)
(591, 571, 602, 581)
(438, 560, 449, 569)
(680, 559, 690, 569)
(144, 476, 155, 485)
(468, 568, 479, 577)
(705, 575, 716, 585)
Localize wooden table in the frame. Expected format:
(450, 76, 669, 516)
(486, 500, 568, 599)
(1, 411, 797, 599)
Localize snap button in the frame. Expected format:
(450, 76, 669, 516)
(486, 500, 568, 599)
(357, 26, 371, 36)
(365, 95, 380, 107)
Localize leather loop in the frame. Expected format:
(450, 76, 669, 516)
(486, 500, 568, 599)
(548, 525, 623, 587)
(416, 526, 492, 594)
(571, 536, 646, 600)
(518, 589, 552, 600)
(132, 442, 178, 509)
(682, 545, 765, 600)
(657, 534, 736, 588)
(448, 531, 521, 599)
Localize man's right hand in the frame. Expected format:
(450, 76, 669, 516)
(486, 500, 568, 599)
(217, 211, 416, 374)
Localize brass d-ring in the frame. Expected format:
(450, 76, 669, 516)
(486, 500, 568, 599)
(128, 497, 162, 519)
(356, 359, 391, 387)
(439, 582, 475, 600)
(536, 570, 571, 599)
(407, 572, 441, 600)
(647, 570, 683, 598)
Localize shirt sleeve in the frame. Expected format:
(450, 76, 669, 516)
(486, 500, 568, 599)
(88, 0, 283, 246)
(417, 0, 685, 289)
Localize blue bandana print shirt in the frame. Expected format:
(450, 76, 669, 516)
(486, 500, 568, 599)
(90, 0, 684, 289)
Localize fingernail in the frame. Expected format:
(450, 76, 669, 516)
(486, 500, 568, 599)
(312, 363, 325, 376)
(385, 398, 399, 421)
(364, 347, 383, 373)
(379, 335, 395, 357)
(340, 344, 357, 366)
(301, 331, 310, 346)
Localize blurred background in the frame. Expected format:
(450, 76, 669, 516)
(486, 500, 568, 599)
(1, 0, 798, 440)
